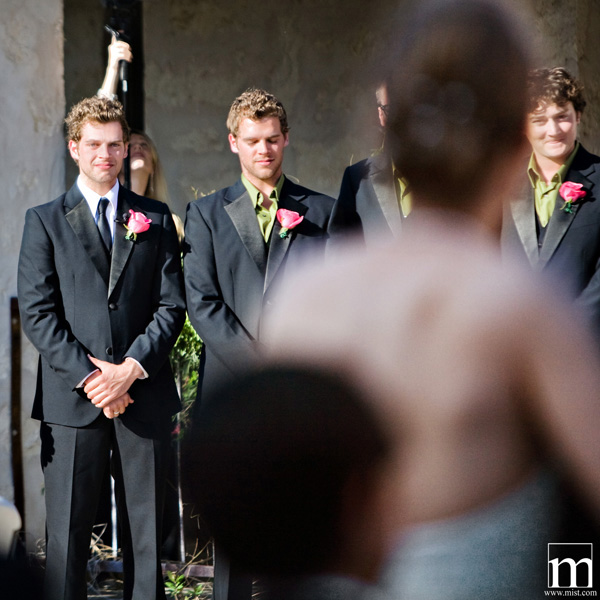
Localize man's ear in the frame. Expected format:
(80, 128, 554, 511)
(283, 133, 290, 148)
(68, 139, 79, 164)
(124, 142, 129, 159)
(228, 133, 239, 154)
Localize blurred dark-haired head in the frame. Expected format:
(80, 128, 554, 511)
(384, 0, 532, 210)
(182, 365, 392, 579)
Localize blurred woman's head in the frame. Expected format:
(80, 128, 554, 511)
(385, 0, 532, 210)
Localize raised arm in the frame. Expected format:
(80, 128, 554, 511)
(97, 36, 132, 100)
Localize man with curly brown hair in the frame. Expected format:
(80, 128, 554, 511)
(502, 67, 600, 337)
(183, 88, 334, 600)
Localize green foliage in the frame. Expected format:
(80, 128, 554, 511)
(170, 315, 203, 438)
(165, 570, 208, 599)
(165, 571, 186, 597)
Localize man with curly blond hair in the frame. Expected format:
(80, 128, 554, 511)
(184, 88, 334, 600)
(18, 95, 185, 600)
(225, 87, 289, 138)
(503, 67, 600, 339)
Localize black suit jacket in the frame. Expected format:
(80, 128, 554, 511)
(183, 177, 334, 405)
(328, 153, 402, 247)
(502, 145, 600, 334)
(18, 183, 186, 430)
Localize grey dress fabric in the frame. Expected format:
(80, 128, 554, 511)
(380, 470, 560, 599)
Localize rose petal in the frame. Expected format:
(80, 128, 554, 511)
(559, 182, 586, 203)
(277, 208, 304, 230)
(127, 210, 152, 234)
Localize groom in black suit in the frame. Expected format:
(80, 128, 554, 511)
(183, 88, 334, 600)
(502, 67, 600, 337)
(18, 96, 185, 600)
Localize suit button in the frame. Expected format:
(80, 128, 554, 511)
(106, 347, 113, 356)
(109, 302, 118, 310)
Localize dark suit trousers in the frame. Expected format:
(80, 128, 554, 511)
(41, 415, 171, 600)
(213, 544, 253, 600)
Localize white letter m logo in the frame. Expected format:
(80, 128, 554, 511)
(548, 543, 593, 589)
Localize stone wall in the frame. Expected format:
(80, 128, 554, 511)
(0, 0, 64, 546)
(63, 0, 600, 218)
(532, 0, 600, 153)
(142, 0, 404, 215)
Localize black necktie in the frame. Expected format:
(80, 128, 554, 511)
(97, 198, 112, 253)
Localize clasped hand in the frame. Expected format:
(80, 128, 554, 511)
(84, 356, 142, 419)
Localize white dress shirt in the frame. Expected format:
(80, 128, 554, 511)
(75, 176, 148, 387)
(77, 175, 119, 242)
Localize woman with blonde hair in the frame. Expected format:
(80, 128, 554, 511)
(126, 129, 184, 241)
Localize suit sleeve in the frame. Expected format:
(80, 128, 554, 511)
(572, 261, 600, 340)
(17, 208, 96, 388)
(327, 165, 365, 249)
(183, 200, 260, 374)
(123, 206, 186, 378)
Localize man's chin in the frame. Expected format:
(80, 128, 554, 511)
(545, 142, 571, 154)
(254, 169, 280, 183)
(96, 169, 118, 180)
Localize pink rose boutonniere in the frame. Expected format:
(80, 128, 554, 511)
(276, 208, 303, 239)
(559, 181, 586, 214)
(124, 210, 152, 241)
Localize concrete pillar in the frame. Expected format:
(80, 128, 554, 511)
(0, 0, 65, 547)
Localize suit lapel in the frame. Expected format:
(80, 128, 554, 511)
(264, 189, 308, 293)
(539, 152, 595, 267)
(224, 183, 268, 276)
(64, 186, 111, 286)
(509, 181, 540, 268)
(370, 154, 403, 236)
(108, 190, 136, 298)
(538, 192, 580, 266)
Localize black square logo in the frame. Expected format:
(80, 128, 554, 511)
(548, 543, 593, 589)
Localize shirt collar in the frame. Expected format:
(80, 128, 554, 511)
(528, 141, 580, 188)
(241, 174, 285, 208)
(77, 176, 120, 215)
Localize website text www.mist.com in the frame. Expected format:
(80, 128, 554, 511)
(544, 591, 597, 597)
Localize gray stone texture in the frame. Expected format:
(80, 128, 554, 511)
(532, 0, 600, 153)
(1, 0, 64, 547)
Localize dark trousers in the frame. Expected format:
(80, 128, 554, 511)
(213, 544, 253, 600)
(41, 416, 171, 600)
